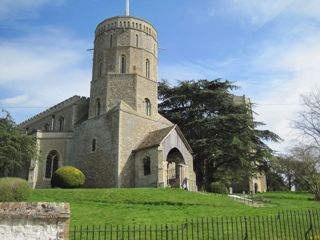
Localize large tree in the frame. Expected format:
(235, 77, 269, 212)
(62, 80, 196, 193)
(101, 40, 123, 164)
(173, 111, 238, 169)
(158, 79, 280, 189)
(285, 145, 320, 200)
(0, 110, 36, 177)
(294, 90, 320, 147)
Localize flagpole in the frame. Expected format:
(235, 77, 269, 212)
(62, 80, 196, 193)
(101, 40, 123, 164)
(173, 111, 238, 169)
(125, 0, 130, 16)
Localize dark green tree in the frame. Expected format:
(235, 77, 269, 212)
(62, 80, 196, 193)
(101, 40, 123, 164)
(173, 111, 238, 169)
(0, 110, 36, 177)
(158, 79, 281, 189)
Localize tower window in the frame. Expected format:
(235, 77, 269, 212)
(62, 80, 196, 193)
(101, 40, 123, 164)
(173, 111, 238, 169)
(121, 55, 126, 74)
(92, 139, 97, 152)
(145, 98, 151, 116)
(136, 34, 139, 47)
(96, 98, 101, 116)
(59, 117, 65, 132)
(143, 156, 151, 176)
(146, 59, 150, 78)
(45, 150, 59, 179)
(110, 34, 113, 48)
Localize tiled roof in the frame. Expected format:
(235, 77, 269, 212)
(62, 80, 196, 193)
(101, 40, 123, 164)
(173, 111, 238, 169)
(134, 125, 175, 151)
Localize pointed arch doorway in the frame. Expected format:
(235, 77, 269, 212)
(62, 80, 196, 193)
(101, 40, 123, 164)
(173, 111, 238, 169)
(166, 148, 186, 189)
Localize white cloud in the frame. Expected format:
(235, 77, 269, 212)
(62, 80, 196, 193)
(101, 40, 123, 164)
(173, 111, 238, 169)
(249, 30, 320, 153)
(0, 0, 63, 20)
(0, 28, 91, 123)
(221, 0, 320, 27)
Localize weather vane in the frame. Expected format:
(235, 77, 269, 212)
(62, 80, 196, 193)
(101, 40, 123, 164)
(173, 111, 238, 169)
(125, 0, 130, 16)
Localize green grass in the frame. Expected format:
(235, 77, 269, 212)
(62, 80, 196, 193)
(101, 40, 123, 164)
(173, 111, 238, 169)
(29, 188, 320, 227)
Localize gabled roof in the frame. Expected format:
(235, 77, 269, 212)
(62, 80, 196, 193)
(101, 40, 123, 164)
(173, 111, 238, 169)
(19, 95, 88, 127)
(134, 125, 193, 154)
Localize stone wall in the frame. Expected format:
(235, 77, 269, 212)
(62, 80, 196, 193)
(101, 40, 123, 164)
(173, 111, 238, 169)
(30, 131, 74, 188)
(70, 107, 120, 187)
(118, 102, 172, 187)
(0, 202, 70, 240)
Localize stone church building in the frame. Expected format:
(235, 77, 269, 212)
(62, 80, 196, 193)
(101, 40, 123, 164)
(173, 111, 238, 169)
(20, 6, 198, 191)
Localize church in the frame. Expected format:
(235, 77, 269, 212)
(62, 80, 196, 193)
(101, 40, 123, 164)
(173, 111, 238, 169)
(20, 1, 198, 191)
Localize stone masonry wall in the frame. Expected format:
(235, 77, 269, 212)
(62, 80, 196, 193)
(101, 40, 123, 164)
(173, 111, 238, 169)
(118, 104, 172, 187)
(0, 202, 70, 240)
(70, 108, 120, 187)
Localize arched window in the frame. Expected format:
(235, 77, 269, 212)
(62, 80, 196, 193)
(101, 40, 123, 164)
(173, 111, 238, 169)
(59, 117, 64, 132)
(110, 34, 113, 48)
(146, 59, 150, 78)
(145, 98, 151, 116)
(51, 115, 55, 131)
(136, 34, 139, 47)
(45, 150, 59, 179)
(92, 139, 97, 152)
(98, 60, 103, 77)
(143, 156, 151, 176)
(121, 55, 126, 74)
(96, 98, 101, 116)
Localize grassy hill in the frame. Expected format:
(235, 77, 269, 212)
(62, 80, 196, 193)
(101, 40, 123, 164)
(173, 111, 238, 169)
(30, 188, 319, 227)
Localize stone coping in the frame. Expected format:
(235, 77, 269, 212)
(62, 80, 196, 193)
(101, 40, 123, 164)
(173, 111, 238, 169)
(0, 202, 70, 220)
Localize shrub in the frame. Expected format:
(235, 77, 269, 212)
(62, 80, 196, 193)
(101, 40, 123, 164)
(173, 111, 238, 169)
(0, 177, 32, 202)
(51, 166, 85, 188)
(209, 181, 229, 194)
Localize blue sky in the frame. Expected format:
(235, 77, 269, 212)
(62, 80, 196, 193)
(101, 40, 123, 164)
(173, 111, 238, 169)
(1, 0, 320, 153)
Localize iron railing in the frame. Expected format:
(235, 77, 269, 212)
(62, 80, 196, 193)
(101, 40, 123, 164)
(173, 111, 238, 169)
(70, 209, 320, 240)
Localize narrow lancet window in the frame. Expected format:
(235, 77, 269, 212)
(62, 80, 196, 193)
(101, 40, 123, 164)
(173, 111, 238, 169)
(136, 34, 139, 47)
(59, 117, 65, 132)
(143, 157, 151, 176)
(146, 59, 150, 78)
(145, 98, 151, 116)
(98, 60, 103, 77)
(92, 139, 97, 152)
(110, 34, 113, 48)
(121, 55, 126, 74)
(51, 115, 55, 131)
(96, 98, 101, 116)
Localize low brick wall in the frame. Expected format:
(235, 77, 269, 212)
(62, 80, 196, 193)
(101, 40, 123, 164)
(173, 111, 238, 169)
(0, 202, 70, 240)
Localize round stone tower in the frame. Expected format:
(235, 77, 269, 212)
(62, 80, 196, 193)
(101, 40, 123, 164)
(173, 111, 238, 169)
(89, 15, 159, 119)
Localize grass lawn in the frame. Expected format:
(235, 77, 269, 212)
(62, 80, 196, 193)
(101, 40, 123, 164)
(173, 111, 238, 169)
(29, 188, 320, 227)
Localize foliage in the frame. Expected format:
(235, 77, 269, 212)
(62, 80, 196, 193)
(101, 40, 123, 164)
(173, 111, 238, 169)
(0, 177, 32, 202)
(289, 145, 320, 200)
(158, 79, 281, 188)
(30, 189, 320, 227)
(209, 181, 229, 194)
(265, 170, 287, 191)
(266, 155, 301, 191)
(0, 110, 36, 177)
(51, 166, 86, 188)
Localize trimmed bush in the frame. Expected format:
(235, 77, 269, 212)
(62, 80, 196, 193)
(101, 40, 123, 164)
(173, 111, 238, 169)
(209, 181, 229, 194)
(0, 177, 32, 202)
(51, 166, 85, 188)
